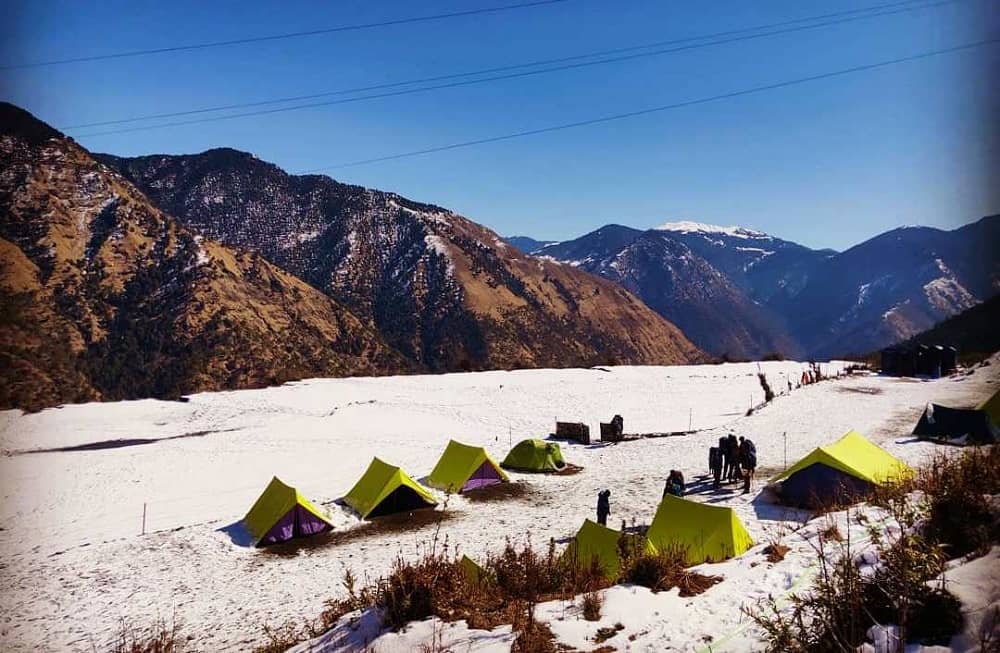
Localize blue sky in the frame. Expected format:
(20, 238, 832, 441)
(2, 0, 997, 250)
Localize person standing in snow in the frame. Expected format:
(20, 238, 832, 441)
(726, 434, 741, 482)
(596, 489, 611, 526)
(721, 435, 733, 482)
(739, 436, 757, 495)
(709, 443, 723, 489)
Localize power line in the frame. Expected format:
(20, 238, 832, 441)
(61, 0, 948, 130)
(70, 0, 962, 138)
(298, 38, 998, 171)
(0, 0, 572, 71)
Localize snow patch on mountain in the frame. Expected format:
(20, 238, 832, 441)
(279, 229, 321, 250)
(389, 198, 451, 226)
(424, 234, 451, 259)
(656, 221, 770, 239)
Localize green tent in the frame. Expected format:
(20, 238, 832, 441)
(501, 439, 566, 472)
(980, 389, 1000, 427)
(561, 519, 643, 579)
(647, 495, 753, 565)
(343, 457, 438, 519)
(427, 440, 510, 493)
(243, 477, 334, 546)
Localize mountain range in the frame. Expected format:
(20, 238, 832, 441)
(0, 103, 700, 410)
(2, 102, 996, 411)
(515, 218, 998, 360)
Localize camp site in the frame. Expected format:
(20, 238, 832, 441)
(2, 357, 998, 652)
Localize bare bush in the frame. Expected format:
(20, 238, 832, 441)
(581, 592, 602, 621)
(109, 616, 184, 653)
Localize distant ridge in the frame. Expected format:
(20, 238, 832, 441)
(523, 216, 998, 359)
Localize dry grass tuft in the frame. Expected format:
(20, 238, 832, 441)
(763, 542, 790, 563)
(620, 546, 722, 597)
(109, 616, 184, 653)
(594, 622, 625, 643)
(819, 523, 843, 542)
(581, 592, 602, 621)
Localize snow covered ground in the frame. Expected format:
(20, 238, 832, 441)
(0, 359, 996, 652)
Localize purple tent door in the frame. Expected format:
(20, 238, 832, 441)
(258, 505, 331, 545)
(462, 461, 503, 491)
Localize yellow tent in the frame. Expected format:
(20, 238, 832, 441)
(243, 477, 334, 546)
(979, 389, 1000, 427)
(646, 495, 753, 565)
(771, 430, 913, 485)
(426, 440, 509, 493)
(343, 457, 438, 519)
(769, 430, 913, 508)
(562, 519, 648, 579)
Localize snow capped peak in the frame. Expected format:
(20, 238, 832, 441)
(655, 220, 769, 240)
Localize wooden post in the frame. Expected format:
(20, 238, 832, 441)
(142, 502, 147, 536)
(688, 408, 692, 432)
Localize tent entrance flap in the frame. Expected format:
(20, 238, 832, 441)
(366, 485, 434, 518)
(259, 504, 332, 546)
(463, 461, 503, 491)
(778, 462, 873, 509)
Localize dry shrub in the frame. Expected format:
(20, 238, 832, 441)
(917, 445, 1000, 558)
(510, 617, 557, 653)
(110, 616, 184, 653)
(820, 523, 843, 542)
(253, 622, 308, 653)
(748, 447, 1000, 652)
(620, 546, 722, 596)
(594, 623, 624, 643)
(747, 539, 871, 652)
(763, 542, 790, 563)
(581, 592, 602, 621)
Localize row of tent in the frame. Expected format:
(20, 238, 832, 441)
(880, 344, 958, 378)
(560, 430, 914, 576)
(243, 438, 568, 546)
(912, 389, 1000, 445)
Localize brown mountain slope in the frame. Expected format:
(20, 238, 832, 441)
(0, 103, 408, 411)
(425, 211, 702, 368)
(100, 148, 704, 371)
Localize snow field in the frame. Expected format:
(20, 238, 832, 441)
(0, 359, 996, 651)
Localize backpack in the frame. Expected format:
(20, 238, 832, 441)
(709, 447, 721, 469)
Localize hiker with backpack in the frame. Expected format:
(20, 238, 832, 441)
(726, 433, 741, 483)
(596, 489, 611, 526)
(739, 436, 757, 495)
(663, 470, 685, 497)
(708, 443, 723, 489)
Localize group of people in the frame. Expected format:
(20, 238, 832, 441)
(594, 433, 758, 525)
(709, 433, 756, 493)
